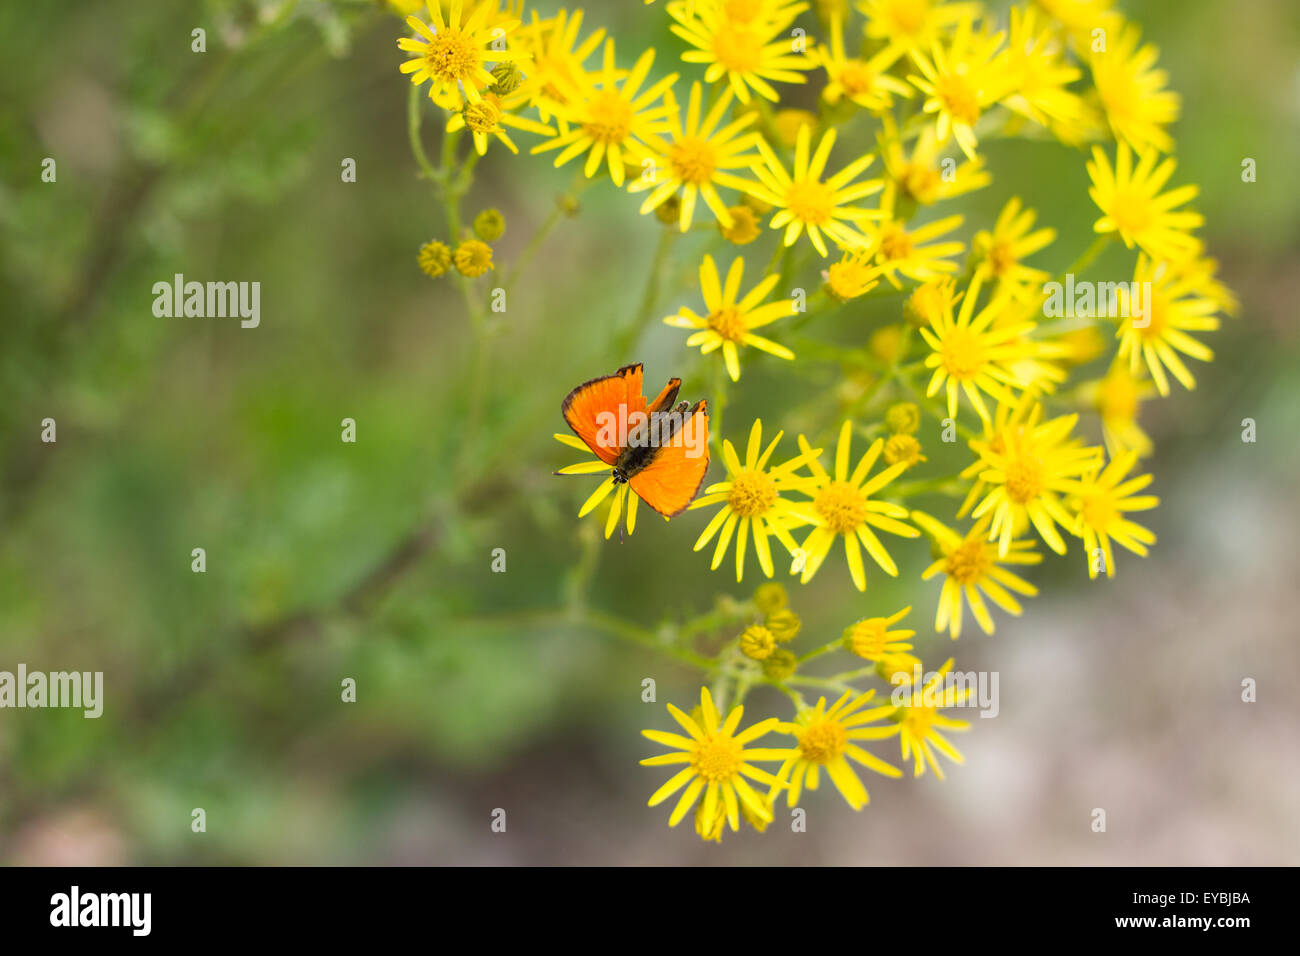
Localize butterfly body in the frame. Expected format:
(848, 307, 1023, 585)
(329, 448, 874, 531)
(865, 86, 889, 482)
(561, 364, 710, 518)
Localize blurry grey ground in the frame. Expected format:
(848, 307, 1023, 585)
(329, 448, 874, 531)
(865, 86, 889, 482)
(2, 1, 1299, 864)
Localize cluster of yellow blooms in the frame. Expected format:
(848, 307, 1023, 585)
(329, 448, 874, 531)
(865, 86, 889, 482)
(419, 207, 506, 277)
(393, 0, 1235, 840)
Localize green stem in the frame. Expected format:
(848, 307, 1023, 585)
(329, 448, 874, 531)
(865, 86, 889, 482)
(710, 358, 728, 450)
(798, 639, 842, 663)
(613, 227, 676, 358)
(1053, 235, 1110, 285)
(457, 608, 714, 671)
(407, 82, 440, 185)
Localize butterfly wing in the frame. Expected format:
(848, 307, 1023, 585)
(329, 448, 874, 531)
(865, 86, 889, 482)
(646, 377, 681, 415)
(561, 363, 647, 465)
(629, 400, 710, 517)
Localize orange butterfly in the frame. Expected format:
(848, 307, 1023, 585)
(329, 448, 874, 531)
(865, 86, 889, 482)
(560, 363, 710, 518)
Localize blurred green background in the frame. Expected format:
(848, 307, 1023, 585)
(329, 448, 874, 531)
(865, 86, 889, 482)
(1, 0, 1297, 864)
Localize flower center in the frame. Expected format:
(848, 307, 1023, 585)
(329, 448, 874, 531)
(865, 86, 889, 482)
(940, 327, 985, 380)
(936, 72, 980, 125)
(707, 306, 748, 342)
(987, 240, 1016, 276)
(712, 25, 764, 73)
(583, 90, 633, 144)
(1136, 296, 1168, 340)
(728, 470, 778, 516)
(1099, 375, 1138, 420)
(900, 163, 941, 203)
(900, 706, 935, 736)
(838, 60, 875, 96)
(670, 137, 718, 185)
(424, 30, 480, 83)
(691, 734, 744, 781)
(785, 179, 835, 225)
(886, 0, 931, 35)
(944, 538, 992, 583)
(1080, 495, 1117, 530)
(1004, 457, 1045, 503)
(815, 481, 868, 534)
(797, 717, 847, 763)
(1109, 188, 1153, 235)
(878, 223, 914, 261)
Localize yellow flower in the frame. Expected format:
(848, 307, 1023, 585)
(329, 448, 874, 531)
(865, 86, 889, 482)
(883, 433, 926, 469)
(772, 690, 902, 810)
(1069, 450, 1158, 579)
(816, 16, 914, 112)
(669, 0, 818, 104)
(869, 324, 905, 363)
(870, 183, 965, 286)
(999, 5, 1086, 141)
(765, 607, 801, 641)
(473, 208, 506, 240)
(1115, 254, 1220, 396)
(971, 197, 1056, 305)
(879, 118, 990, 206)
(695, 799, 726, 841)
(889, 656, 971, 778)
(641, 687, 792, 832)
(919, 272, 1033, 423)
(1171, 253, 1239, 317)
(740, 624, 778, 660)
(859, 0, 982, 55)
(628, 83, 765, 231)
(553, 433, 641, 539)
(746, 124, 885, 257)
(417, 240, 452, 277)
(763, 648, 798, 680)
(1079, 361, 1156, 458)
(967, 406, 1102, 556)
(903, 276, 961, 327)
(1055, 325, 1109, 367)
(690, 418, 822, 579)
(397, 0, 529, 108)
(1034, 0, 1122, 38)
(531, 41, 678, 187)
(453, 239, 494, 277)
(1089, 22, 1180, 154)
(447, 88, 555, 155)
(824, 247, 884, 301)
(513, 8, 607, 128)
(719, 204, 762, 243)
(1087, 142, 1203, 262)
(795, 421, 920, 591)
(876, 651, 924, 684)
(753, 581, 788, 614)
(907, 16, 1013, 160)
(885, 401, 922, 435)
(912, 511, 1040, 638)
(842, 605, 915, 660)
(772, 108, 817, 147)
(665, 255, 796, 381)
